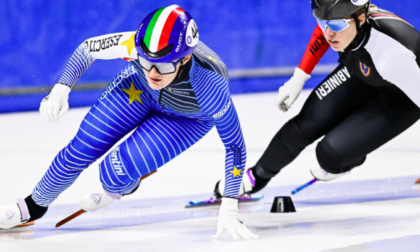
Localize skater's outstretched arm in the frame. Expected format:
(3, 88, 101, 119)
(40, 31, 136, 123)
(194, 68, 258, 240)
(58, 32, 137, 88)
(194, 72, 246, 199)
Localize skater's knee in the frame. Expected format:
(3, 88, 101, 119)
(55, 146, 93, 171)
(316, 140, 366, 174)
(316, 140, 345, 174)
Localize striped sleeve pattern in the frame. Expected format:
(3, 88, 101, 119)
(192, 65, 246, 198)
(58, 42, 95, 88)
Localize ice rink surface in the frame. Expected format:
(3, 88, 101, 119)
(1, 91, 420, 252)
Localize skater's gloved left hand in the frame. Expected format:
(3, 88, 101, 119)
(211, 197, 259, 240)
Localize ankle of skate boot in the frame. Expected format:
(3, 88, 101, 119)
(16, 198, 30, 222)
(246, 169, 256, 186)
(105, 191, 122, 200)
(253, 165, 272, 182)
(121, 182, 140, 197)
(250, 166, 271, 194)
(25, 195, 48, 222)
(213, 181, 223, 199)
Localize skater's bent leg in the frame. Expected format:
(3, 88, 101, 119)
(316, 86, 420, 174)
(99, 112, 214, 195)
(32, 67, 152, 207)
(255, 65, 377, 180)
(255, 118, 316, 179)
(32, 111, 144, 207)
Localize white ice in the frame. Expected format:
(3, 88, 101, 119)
(0, 91, 419, 252)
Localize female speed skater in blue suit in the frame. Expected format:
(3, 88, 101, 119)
(0, 5, 258, 240)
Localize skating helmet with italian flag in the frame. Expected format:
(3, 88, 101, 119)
(135, 5, 199, 63)
(311, 0, 370, 20)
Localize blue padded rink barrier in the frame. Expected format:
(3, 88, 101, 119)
(2, 1, 419, 113)
(1, 1, 420, 252)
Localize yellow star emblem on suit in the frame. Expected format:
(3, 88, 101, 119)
(229, 166, 242, 178)
(122, 82, 143, 105)
(121, 33, 136, 56)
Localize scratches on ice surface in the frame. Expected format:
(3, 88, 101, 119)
(1, 198, 419, 252)
(1, 91, 420, 251)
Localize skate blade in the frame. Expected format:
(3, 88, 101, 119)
(0, 221, 35, 230)
(56, 170, 157, 228)
(238, 194, 264, 202)
(56, 209, 86, 228)
(14, 221, 34, 228)
(185, 194, 264, 208)
(185, 197, 221, 208)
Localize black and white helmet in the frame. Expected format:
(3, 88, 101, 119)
(311, 0, 370, 20)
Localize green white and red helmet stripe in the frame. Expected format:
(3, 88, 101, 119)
(135, 4, 198, 62)
(143, 5, 186, 52)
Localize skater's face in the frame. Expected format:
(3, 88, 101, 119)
(321, 14, 366, 52)
(143, 55, 192, 90)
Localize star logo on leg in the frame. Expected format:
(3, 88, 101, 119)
(121, 33, 136, 56)
(229, 166, 243, 178)
(122, 82, 144, 105)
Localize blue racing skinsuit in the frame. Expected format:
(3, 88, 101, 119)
(32, 32, 246, 207)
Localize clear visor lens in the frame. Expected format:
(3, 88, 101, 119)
(317, 19, 352, 33)
(139, 57, 177, 75)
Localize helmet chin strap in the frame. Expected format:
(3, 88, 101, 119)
(175, 58, 186, 79)
(171, 57, 192, 84)
(352, 2, 370, 34)
(346, 13, 364, 51)
(351, 13, 361, 34)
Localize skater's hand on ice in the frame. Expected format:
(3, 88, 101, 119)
(40, 83, 71, 123)
(211, 197, 259, 240)
(277, 68, 310, 112)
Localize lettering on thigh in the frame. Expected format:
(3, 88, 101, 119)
(315, 67, 351, 100)
(110, 146, 126, 176)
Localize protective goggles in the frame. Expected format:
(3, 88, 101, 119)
(138, 57, 183, 75)
(316, 18, 354, 33)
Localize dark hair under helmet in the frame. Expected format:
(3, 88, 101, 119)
(311, 0, 370, 20)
